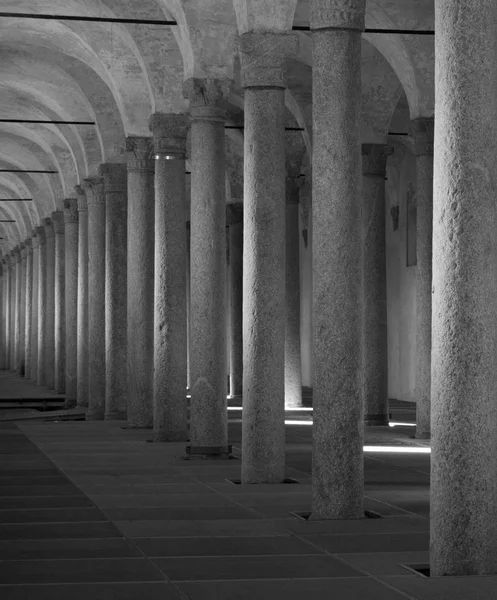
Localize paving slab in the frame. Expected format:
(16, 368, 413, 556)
(0, 583, 183, 600)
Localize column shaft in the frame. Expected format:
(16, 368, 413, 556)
(9, 255, 15, 370)
(311, 1, 365, 518)
(18, 245, 27, 376)
(44, 219, 56, 389)
(150, 115, 188, 441)
(14, 247, 22, 373)
(31, 232, 40, 382)
(184, 79, 230, 454)
(76, 187, 89, 407)
(228, 205, 243, 399)
(24, 241, 33, 379)
(85, 178, 106, 420)
(361, 144, 391, 426)
(100, 164, 128, 421)
(53, 211, 66, 394)
(63, 199, 79, 407)
(37, 228, 47, 386)
(126, 138, 155, 428)
(0, 263, 5, 370)
(431, 0, 497, 576)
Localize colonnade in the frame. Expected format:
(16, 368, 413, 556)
(0, 0, 496, 576)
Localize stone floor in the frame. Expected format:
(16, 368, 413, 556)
(1, 372, 496, 599)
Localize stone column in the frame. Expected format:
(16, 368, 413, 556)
(238, 33, 298, 482)
(227, 203, 243, 399)
(186, 222, 191, 390)
(13, 246, 22, 374)
(52, 211, 65, 394)
(183, 78, 231, 456)
(126, 137, 155, 428)
(4, 256, 12, 370)
(150, 114, 188, 441)
(76, 186, 89, 407)
(0, 263, 4, 370)
(100, 163, 128, 421)
(285, 177, 302, 409)
(361, 144, 391, 426)
(310, 0, 365, 518)
(44, 218, 56, 389)
(84, 177, 106, 421)
(412, 119, 434, 439)
(63, 199, 78, 407)
(9, 251, 16, 370)
(431, 0, 497, 576)
(18, 243, 27, 376)
(24, 240, 33, 379)
(37, 226, 47, 386)
(31, 229, 40, 382)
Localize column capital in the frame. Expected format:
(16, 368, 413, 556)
(286, 176, 304, 204)
(310, 0, 366, 31)
(75, 185, 88, 212)
(410, 117, 434, 156)
(99, 163, 127, 193)
(183, 77, 232, 122)
(25, 238, 32, 255)
(238, 32, 298, 89)
(43, 217, 55, 239)
(20, 242, 27, 260)
(33, 225, 46, 247)
(83, 177, 105, 205)
(362, 144, 394, 178)
(63, 198, 79, 224)
(126, 137, 155, 172)
(149, 113, 189, 157)
(51, 211, 65, 235)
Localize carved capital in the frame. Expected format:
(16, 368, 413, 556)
(33, 225, 46, 247)
(44, 217, 55, 239)
(99, 163, 127, 193)
(20, 242, 27, 260)
(149, 113, 189, 157)
(10, 246, 20, 262)
(183, 78, 232, 122)
(25, 238, 33, 255)
(75, 185, 88, 212)
(362, 144, 393, 177)
(410, 117, 434, 157)
(238, 33, 298, 89)
(310, 0, 366, 31)
(52, 211, 65, 235)
(83, 177, 105, 206)
(286, 176, 304, 205)
(63, 198, 79, 224)
(126, 137, 154, 172)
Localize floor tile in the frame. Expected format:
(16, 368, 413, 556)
(0, 521, 122, 540)
(0, 485, 84, 497)
(0, 507, 107, 524)
(303, 532, 429, 553)
(338, 551, 430, 575)
(382, 574, 497, 600)
(103, 506, 258, 521)
(0, 582, 183, 600)
(0, 496, 94, 509)
(152, 554, 365, 581)
(0, 537, 142, 560)
(90, 493, 236, 508)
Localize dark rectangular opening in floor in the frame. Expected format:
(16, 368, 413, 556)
(225, 477, 300, 485)
(291, 509, 383, 521)
(403, 563, 430, 578)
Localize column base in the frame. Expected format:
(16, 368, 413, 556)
(415, 430, 431, 440)
(153, 430, 188, 443)
(364, 413, 389, 427)
(63, 399, 77, 410)
(86, 408, 105, 421)
(105, 411, 127, 421)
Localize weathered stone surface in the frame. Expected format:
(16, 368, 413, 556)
(361, 144, 392, 426)
(23, 239, 33, 380)
(76, 185, 89, 408)
(184, 79, 230, 453)
(311, 2, 365, 518)
(126, 137, 155, 428)
(84, 177, 106, 421)
(411, 118, 434, 439)
(431, 0, 497, 577)
(150, 113, 189, 442)
(310, 0, 366, 30)
(36, 226, 47, 387)
(43, 218, 56, 390)
(52, 211, 66, 395)
(63, 199, 78, 408)
(30, 230, 40, 383)
(18, 243, 27, 377)
(228, 204, 243, 399)
(100, 163, 128, 421)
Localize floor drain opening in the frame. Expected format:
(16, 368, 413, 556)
(402, 563, 430, 578)
(291, 510, 383, 521)
(364, 509, 383, 519)
(226, 477, 300, 485)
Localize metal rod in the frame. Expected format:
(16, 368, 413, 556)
(0, 12, 177, 25)
(0, 169, 57, 173)
(388, 132, 409, 136)
(0, 220, 16, 223)
(0, 199, 33, 202)
(292, 25, 434, 35)
(0, 119, 95, 125)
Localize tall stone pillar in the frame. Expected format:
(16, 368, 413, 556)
(0, 262, 5, 370)
(238, 33, 297, 482)
(63, 199, 78, 407)
(13, 246, 22, 374)
(285, 177, 302, 408)
(44, 218, 56, 389)
(412, 119, 434, 439)
(24, 240, 33, 379)
(311, 0, 365, 518)
(4, 256, 12, 370)
(150, 114, 188, 441)
(76, 186, 89, 407)
(18, 243, 27, 376)
(431, 0, 497, 576)
(31, 229, 40, 382)
(126, 137, 155, 428)
(9, 251, 16, 371)
(84, 177, 106, 421)
(183, 78, 231, 456)
(36, 226, 47, 386)
(100, 163, 128, 421)
(361, 144, 391, 426)
(52, 211, 65, 394)
(186, 222, 191, 390)
(227, 203, 243, 399)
